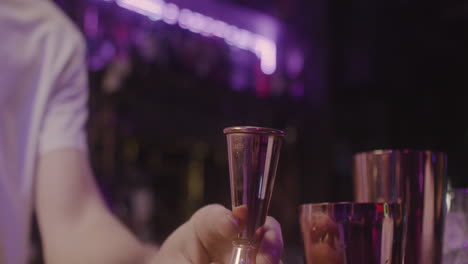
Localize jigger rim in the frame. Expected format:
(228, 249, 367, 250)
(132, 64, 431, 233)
(223, 126, 285, 136)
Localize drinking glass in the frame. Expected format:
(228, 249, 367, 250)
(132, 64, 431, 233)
(300, 202, 405, 264)
(224, 126, 285, 264)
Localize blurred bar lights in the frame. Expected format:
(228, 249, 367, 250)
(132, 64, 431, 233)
(114, 0, 277, 74)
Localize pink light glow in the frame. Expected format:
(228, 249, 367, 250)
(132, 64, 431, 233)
(223, 25, 240, 45)
(254, 36, 276, 74)
(187, 12, 206, 34)
(162, 3, 179, 24)
(235, 29, 254, 50)
(211, 20, 227, 38)
(200, 16, 215, 36)
(117, 0, 163, 17)
(177, 8, 192, 29)
(112, 0, 276, 74)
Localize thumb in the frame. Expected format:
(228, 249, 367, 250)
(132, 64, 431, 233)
(191, 204, 243, 242)
(189, 204, 243, 262)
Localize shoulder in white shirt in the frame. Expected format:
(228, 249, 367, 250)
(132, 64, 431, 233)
(0, 0, 88, 263)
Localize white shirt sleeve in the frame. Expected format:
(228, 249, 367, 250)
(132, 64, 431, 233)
(38, 35, 89, 155)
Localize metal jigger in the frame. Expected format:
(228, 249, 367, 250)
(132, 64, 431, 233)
(224, 126, 285, 264)
(353, 150, 447, 264)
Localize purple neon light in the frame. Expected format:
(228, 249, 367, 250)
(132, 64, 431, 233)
(115, 0, 276, 74)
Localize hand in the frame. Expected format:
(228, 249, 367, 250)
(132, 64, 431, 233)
(153, 204, 283, 264)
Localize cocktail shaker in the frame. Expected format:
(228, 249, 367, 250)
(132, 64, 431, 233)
(353, 150, 447, 264)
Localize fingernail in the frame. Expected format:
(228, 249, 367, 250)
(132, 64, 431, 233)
(226, 213, 240, 228)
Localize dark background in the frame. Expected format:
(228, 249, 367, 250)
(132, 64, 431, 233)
(31, 0, 467, 262)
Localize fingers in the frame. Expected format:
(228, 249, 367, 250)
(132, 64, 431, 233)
(167, 204, 284, 264)
(232, 205, 248, 231)
(191, 204, 242, 243)
(188, 204, 244, 263)
(257, 216, 284, 264)
(159, 204, 242, 263)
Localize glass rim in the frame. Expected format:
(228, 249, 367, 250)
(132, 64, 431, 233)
(299, 202, 403, 221)
(300, 201, 396, 207)
(354, 149, 446, 156)
(299, 201, 401, 211)
(223, 126, 286, 136)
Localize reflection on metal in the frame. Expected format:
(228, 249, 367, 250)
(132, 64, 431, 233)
(443, 188, 468, 264)
(110, 0, 277, 74)
(300, 202, 405, 264)
(353, 150, 447, 264)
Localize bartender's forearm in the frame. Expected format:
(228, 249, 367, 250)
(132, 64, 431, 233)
(35, 149, 157, 263)
(50, 201, 157, 263)
(68, 203, 157, 263)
